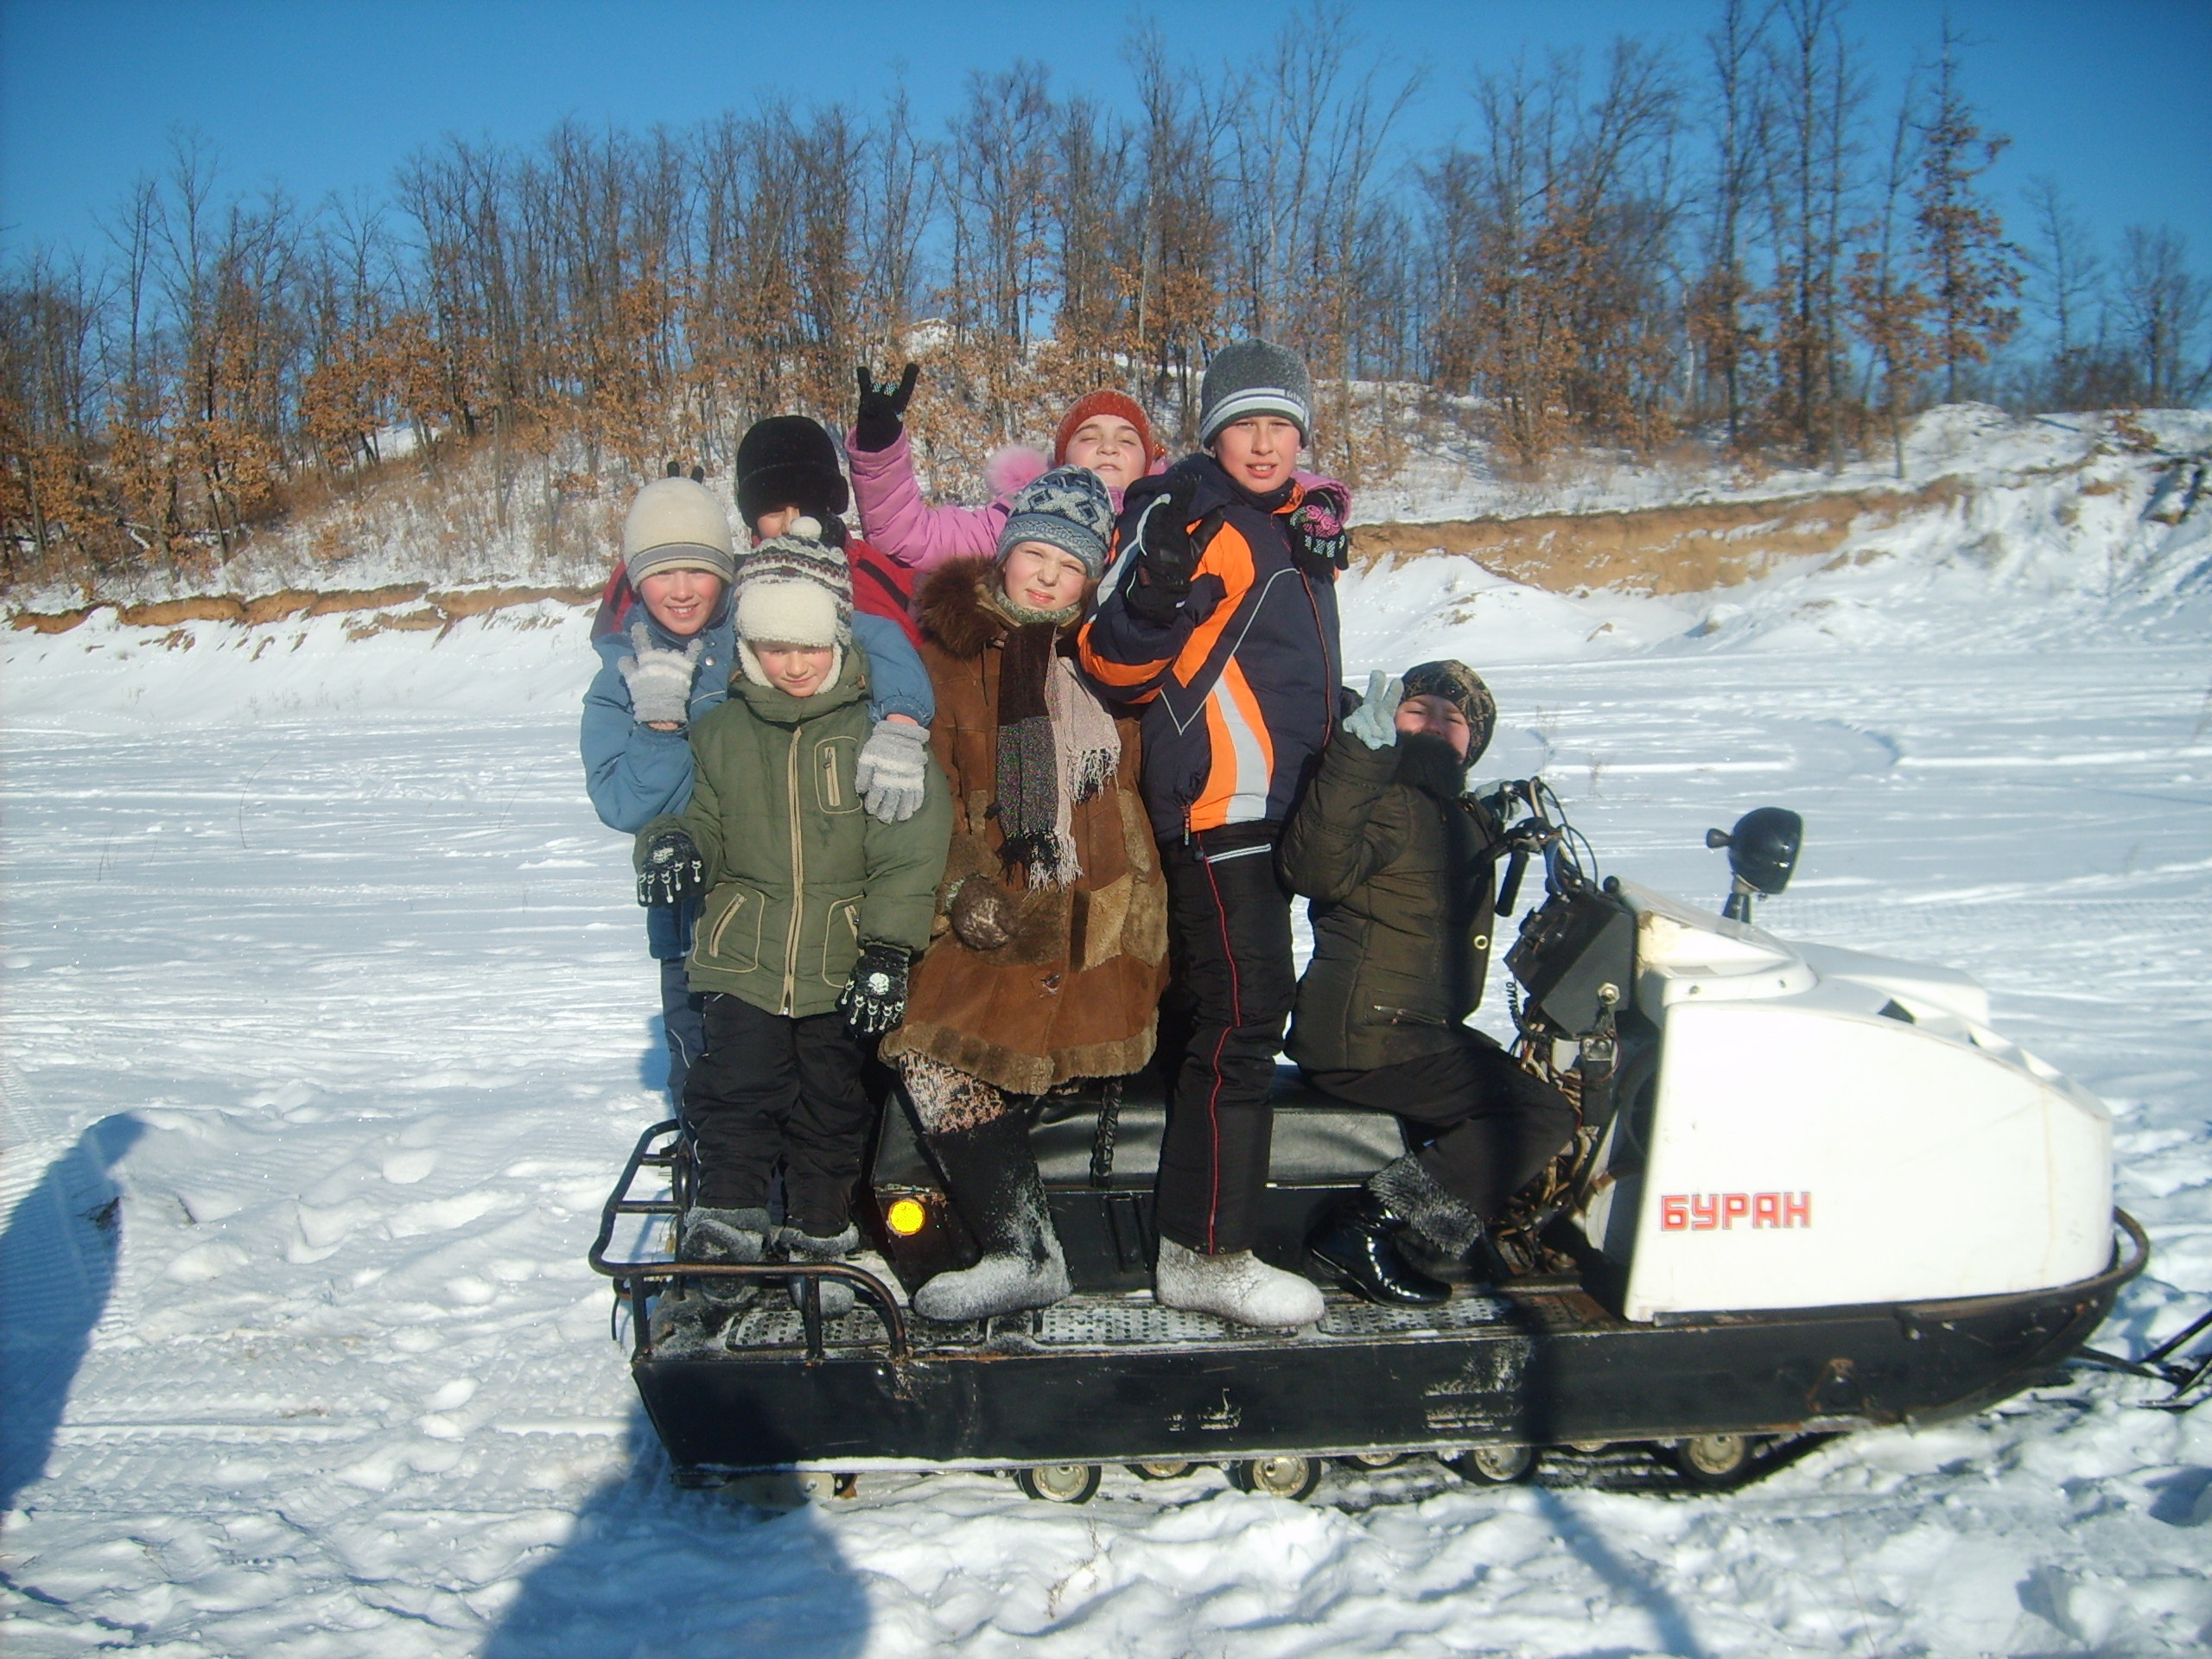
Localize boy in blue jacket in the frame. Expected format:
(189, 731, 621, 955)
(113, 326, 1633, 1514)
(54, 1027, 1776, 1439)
(582, 467, 934, 1106)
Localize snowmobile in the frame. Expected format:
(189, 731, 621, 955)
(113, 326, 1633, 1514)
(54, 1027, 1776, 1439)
(591, 785, 2148, 1501)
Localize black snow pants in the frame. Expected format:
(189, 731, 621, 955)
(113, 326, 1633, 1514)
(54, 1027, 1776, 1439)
(1153, 826, 1299, 1256)
(1305, 1035, 1577, 1220)
(683, 992, 873, 1236)
(659, 957, 706, 1109)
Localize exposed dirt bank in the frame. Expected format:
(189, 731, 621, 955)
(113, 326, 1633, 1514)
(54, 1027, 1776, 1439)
(1350, 480, 1967, 594)
(10, 583, 602, 637)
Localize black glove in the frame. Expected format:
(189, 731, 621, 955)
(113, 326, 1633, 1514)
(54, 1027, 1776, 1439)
(1290, 483, 1351, 575)
(1124, 473, 1200, 623)
(853, 362, 920, 452)
(837, 941, 910, 1036)
(637, 830, 705, 907)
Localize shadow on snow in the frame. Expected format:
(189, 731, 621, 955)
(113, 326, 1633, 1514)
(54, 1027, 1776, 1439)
(1, 1114, 147, 1515)
(481, 1408, 871, 1659)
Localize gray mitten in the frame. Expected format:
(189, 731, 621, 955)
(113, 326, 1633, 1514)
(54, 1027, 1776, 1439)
(618, 620, 702, 727)
(1341, 669, 1404, 751)
(854, 719, 931, 823)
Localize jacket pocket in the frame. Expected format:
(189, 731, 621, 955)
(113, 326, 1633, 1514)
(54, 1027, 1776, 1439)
(699, 882, 764, 972)
(817, 896, 862, 988)
(815, 734, 861, 815)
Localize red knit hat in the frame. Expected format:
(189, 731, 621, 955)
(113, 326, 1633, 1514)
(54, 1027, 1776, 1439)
(1053, 391, 1161, 467)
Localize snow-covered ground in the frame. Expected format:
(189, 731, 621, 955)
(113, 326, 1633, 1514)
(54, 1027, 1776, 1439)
(5, 426, 2212, 1656)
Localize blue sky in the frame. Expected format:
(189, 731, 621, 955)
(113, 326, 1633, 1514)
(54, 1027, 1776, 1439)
(4, 0, 2207, 289)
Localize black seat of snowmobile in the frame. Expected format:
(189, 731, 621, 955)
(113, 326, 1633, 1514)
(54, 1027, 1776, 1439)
(1028, 1064, 1408, 1185)
(872, 1063, 1408, 1190)
(866, 1065, 1412, 1293)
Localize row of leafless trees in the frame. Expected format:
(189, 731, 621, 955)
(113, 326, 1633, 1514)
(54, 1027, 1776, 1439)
(3, 0, 2206, 582)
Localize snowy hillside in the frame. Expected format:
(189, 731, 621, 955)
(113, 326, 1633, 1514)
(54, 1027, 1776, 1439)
(4, 407, 2210, 1656)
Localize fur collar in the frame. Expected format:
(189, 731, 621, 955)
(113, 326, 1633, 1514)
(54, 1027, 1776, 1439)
(915, 557, 1006, 659)
(918, 556, 1094, 659)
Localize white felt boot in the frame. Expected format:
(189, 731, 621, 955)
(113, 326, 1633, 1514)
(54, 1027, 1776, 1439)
(1154, 1236, 1324, 1329)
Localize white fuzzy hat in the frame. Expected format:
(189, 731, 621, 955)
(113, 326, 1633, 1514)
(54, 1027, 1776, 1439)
(732, 516, 853, 687)
(623, 476, 736, 585)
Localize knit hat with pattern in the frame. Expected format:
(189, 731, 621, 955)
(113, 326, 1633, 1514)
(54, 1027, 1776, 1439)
(622, 476, 736, 586)
(733, 517, 853, 655)
(1401, 659, 1497, 767)
(1052, 391, 1161, 468)
(734, 416, 851, 530)
(996, 465, 1116, 581)
(1198, 339, 1313, 445)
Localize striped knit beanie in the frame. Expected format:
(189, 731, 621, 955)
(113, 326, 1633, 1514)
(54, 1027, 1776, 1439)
(998, 466, 1115, 581)
(622, 476, 736, 586)
(734, 516, 853, 657)
(1198, 339, 1313, 445)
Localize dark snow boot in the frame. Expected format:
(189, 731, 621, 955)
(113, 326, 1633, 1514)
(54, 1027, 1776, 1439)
(1306, 1190, 1451, 1306)
(782, 1222, 861, 1319)
(1359, 1152, 1506, 1289)
(912, 1110, 1071, 1323)
(680, 1205, 770, 1305)
(650, 1286, 727, 1357)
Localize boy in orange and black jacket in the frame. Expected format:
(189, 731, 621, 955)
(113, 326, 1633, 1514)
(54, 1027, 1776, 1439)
(1077, 340, 1352, 1329)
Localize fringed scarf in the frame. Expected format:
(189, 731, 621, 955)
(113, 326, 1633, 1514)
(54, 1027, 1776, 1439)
(988, 589, 1120, 889)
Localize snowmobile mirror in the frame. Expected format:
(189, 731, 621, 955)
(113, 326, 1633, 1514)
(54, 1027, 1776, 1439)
(1706, 807, 1802, 922)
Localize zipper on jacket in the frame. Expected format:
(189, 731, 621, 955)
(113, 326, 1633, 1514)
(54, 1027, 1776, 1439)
(707, 888, 748, 959)
(820, 743, 843, 810)
(781, 725, 805, 1014)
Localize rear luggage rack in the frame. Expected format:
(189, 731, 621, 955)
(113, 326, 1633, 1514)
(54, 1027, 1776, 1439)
(588, 1120, 913, 1363)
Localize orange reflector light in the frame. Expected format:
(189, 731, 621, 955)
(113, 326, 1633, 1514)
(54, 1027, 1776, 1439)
(886, 1198, 928, 1236)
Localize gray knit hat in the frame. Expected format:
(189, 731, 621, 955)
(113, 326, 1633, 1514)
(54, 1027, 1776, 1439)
(623, 476, 736, 586)
(733, 517, 853, 651)
(1401, 660, 1497, 766)
(1198, 339, 1313, 445)
(997, 465, 1115, 580)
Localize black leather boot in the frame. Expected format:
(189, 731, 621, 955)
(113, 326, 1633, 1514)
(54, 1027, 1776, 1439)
(1306, 1192, 1451, 1306)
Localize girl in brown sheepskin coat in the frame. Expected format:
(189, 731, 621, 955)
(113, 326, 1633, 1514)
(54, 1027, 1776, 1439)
(882, 467, 1170, 1320)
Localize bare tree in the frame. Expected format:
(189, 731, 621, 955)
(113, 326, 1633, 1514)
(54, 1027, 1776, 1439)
(1759, 0, 1864, 465)
(2116, 226, 2210, 407)
(1687, 0, 1768, 445)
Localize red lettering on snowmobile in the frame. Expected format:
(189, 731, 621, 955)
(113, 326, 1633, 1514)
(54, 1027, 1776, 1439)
(1660, 1192, 1813, 1231)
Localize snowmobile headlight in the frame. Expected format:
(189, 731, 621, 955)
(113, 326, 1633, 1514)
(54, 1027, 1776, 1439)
(885, 1197, 928, 1236)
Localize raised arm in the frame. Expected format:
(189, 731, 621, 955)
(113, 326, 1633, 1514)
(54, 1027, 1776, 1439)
(581, 649, 696, 833)
(847, 427, 1007, 572)
(1280, 727, 1409, 905)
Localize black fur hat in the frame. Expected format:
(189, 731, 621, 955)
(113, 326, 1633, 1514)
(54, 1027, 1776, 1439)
(734, 416, 851, 530)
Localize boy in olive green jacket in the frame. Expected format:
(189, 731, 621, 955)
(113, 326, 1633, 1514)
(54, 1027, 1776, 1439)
(637, 523, 951, 1304)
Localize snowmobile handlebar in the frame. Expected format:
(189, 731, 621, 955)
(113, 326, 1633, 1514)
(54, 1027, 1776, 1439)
(1484, 779, 1599, 915)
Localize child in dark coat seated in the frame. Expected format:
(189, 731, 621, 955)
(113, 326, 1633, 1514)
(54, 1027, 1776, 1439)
(1280, 660, 1575, 1305)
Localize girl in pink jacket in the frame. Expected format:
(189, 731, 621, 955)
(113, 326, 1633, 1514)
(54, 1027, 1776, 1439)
(847, 367, 1166, 571)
